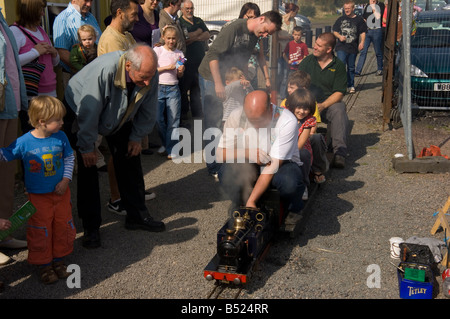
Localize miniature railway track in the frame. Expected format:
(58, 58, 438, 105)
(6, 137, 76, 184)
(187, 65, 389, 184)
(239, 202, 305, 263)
(206, 281, 243, 299)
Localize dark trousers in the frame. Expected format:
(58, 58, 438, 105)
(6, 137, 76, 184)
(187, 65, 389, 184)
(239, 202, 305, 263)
(180, 62, 203, 118)
(64, 104, 149, 232)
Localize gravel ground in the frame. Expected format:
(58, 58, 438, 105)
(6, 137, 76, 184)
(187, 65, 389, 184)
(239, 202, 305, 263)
(1, 51, 449, 308)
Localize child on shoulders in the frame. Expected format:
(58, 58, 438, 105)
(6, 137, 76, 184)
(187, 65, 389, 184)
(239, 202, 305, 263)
(222, 67, 254, 124)
(0, 96, 76, 285)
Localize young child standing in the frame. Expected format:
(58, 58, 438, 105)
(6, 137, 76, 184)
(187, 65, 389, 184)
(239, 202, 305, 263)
(0, 96, 76, 285)
(154, 25, 185, 160)
(285, 88, 316, 200)
(282, 26, 309, 74)
(70, 24, 98, 73)
(222, 67, 254, 124)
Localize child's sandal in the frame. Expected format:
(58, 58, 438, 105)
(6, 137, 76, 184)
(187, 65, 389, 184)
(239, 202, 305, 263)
(52, 261, 71, 279)
(40, 265, 58, 284)
(314, 172, 326, 184)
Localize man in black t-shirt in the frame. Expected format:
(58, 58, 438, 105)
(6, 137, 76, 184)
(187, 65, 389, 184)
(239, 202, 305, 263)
(333, 0, 367, 93)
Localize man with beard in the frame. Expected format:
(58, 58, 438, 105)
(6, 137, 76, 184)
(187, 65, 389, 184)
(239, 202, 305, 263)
(97, 0, 139, 56)
(97, 0, 142, 219)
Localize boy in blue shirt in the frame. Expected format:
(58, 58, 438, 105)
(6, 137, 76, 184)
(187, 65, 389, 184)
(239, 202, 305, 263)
(0, 96, 75, 285)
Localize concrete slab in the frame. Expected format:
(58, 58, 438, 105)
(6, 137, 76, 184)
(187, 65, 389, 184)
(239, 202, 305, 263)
(392, 156, 450, 173)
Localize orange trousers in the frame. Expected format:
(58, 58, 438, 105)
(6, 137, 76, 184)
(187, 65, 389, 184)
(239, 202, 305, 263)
(27, 188, 76, 265)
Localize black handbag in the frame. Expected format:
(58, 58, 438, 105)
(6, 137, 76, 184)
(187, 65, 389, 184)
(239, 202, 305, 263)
(15, 24, 46, 97)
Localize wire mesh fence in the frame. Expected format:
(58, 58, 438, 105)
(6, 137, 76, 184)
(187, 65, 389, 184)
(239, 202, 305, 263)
(395, 0, 450, 160)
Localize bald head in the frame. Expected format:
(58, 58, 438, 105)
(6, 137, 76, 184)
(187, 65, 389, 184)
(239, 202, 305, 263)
(125, 44, 157, 87)
(243, 90, 272, 129)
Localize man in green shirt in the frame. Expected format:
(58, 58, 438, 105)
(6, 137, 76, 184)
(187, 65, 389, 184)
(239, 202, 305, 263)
(298, 32, 349, 168)
(199, 11, 282, 176)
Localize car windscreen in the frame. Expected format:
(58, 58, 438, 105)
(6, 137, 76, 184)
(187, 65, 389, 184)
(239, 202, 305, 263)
(412, 20, 450, 48)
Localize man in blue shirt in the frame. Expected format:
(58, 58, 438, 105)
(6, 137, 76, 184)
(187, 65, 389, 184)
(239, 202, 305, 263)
(53, 0, 102, 74)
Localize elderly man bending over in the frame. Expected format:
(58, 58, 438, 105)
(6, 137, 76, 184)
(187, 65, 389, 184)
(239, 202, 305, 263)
(64, 44, 165, 249)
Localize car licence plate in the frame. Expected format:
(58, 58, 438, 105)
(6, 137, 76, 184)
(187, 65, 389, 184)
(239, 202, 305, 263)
(434, 83, 450, 91)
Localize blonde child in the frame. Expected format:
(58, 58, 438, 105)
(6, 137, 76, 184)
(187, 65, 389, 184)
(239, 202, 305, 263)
(70, 24, 98, 72)
(222, 67, 254, 124)
(285, 88, 316, 200)
(0, 96, 76, 285)
(154, 25, 185, 159)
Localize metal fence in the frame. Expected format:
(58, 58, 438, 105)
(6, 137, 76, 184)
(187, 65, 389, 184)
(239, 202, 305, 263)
(395, 0, 450, 161)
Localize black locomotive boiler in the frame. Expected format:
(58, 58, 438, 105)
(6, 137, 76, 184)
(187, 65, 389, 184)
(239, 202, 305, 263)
(204, 204, 281, 285)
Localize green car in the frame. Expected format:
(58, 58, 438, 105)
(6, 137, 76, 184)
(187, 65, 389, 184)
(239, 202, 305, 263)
(410, 10, 450, 109)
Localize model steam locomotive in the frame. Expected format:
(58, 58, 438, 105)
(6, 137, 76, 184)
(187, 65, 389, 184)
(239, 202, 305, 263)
(204, 201, 282, 285)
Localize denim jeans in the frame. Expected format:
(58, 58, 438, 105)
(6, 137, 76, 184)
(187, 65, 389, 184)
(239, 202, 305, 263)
(157, 84, 181, 155)
(336, 50, 357, 88)
(356, 28, 383, 74)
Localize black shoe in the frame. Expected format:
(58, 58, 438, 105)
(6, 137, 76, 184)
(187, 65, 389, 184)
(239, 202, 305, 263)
(82, 230, 101, 249)
(354, 72, 361, 77)
(148, 142, 161, 149)
(141, 149, 154, 155)
(125, 217, 165, 232)
(332, 154, 346, 169)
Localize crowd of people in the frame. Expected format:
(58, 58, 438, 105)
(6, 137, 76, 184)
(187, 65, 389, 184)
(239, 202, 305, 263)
(0, 0, 383, 288)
